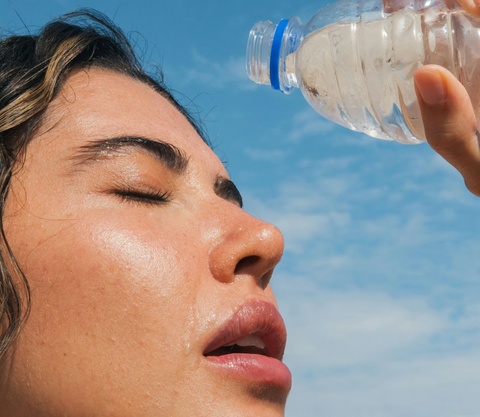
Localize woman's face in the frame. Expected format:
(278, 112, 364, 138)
(0, 69, 289, 416)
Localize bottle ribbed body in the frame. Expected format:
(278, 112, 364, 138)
(247, 0, 480, 144)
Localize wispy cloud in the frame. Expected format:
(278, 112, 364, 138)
(244, 147, 287, 162)
(286, 349, 480, 417)
(288, 107, 336, 141)
(242, 142, 480, 416)
(276, 283, 480, 417)
(281, 287, 445, 370)
(180, 49, 254, 90)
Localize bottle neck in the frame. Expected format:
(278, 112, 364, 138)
(246, 17, 304, 94)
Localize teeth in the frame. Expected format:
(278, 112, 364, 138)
(224, 335, 266, 350)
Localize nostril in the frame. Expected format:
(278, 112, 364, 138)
(234, 255, 261, 275)
(233, 255, 273, 289)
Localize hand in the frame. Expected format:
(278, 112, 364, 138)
(413, 0, 480, 196)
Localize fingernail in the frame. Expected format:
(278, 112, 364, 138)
(415, 69, 447, 105)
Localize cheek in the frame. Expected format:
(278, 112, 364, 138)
(9, 211, 207, 404)
(23, 213, 199, 341)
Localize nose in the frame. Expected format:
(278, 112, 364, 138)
(207, 209, 284, 289)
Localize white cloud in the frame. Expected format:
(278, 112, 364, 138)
(273, 211, 351, 253)
(288, 107, 336, 141)
(239, 132, 480, 417)
(244, 147, 287, 162)
(180, 50, 254, 90)
(244, 149, 477, 273)
(273, 284, 480, 417)
(285, 350, 480, 417)
(279, 287, 445, 370)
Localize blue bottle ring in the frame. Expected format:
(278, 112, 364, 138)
(270, 19, 289, 92)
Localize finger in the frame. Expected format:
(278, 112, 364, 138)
(414, 65, 480, 195)
(455, 0, 480, 18)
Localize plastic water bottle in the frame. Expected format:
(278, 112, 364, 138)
(246, 0, 480, 144)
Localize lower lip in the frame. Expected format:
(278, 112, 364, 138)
(204, 354, 292, 391)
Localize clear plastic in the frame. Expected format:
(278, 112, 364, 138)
(246, 0, 480, 144)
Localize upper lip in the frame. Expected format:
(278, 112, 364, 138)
(203, 299, 287, 361)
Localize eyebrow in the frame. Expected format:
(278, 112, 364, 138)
(69, 136, 189, 173)
(69, 135, 243, 208)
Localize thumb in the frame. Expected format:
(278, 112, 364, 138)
(455, 0, 480, 17)
(414, 64, 480, 196)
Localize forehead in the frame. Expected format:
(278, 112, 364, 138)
(36, 68, 222, 171)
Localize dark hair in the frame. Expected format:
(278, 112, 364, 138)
(0, 9, 205, 360)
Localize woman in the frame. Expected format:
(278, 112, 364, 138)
(0, 10, 289, 416)
(1, 5, 479, 417)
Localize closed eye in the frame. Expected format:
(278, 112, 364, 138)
(114, 188, 171, 206)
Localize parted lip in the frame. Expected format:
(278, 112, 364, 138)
(203, 299, 287, 361)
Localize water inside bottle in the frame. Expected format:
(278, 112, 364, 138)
(288, 6, 480, 143)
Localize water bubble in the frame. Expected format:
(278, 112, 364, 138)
(184, 342, 192, 356)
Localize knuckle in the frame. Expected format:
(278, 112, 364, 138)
(427, 129, 478, 162)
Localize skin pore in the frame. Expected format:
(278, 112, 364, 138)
(0, 69, 288, 416)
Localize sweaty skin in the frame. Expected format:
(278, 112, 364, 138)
(0, 69, 287, 417)
(1, 1, 478, 413)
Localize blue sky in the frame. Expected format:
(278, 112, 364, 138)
(2, 0, 480, 415)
